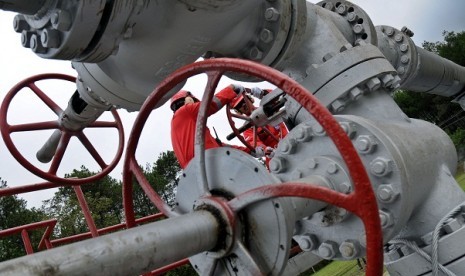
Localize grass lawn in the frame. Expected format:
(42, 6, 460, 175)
(311, 260, 364, 276)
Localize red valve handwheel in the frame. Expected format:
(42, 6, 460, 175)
(123, 58, 383, 275)
(0, 74, 124, 185)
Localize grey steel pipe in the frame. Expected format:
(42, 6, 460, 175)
(0, 0, 45, 15)
(0, 211, 219, 276)
(404, 46, 465, 97)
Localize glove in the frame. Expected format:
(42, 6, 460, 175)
(252, 146, 265, 158)
(264, 146, 275, 158)
(231, 84, 245, 94)
(250, 87, 265, 99)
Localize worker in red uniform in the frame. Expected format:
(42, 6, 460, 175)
(170, 85, 250, 169)
(230, 89, 288, 167)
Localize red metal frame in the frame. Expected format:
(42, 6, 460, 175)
(0, 73, 125, 185)
(123, 57, 383, 275)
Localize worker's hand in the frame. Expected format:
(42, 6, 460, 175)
(264, 146, 275, 158)
(231, 84, 246, 94)
(252, 146, 266, 158)
(250, 87, 265, 99)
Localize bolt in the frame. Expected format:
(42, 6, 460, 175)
(51, 10, 72, 31)
(249, 47, 263, 60)
(295, 126, 313, 142)
(265, 7, 280, 21)
(370, 157, 393, 177)
(339, 122, 357, 139)
(353, 24, 364, 34)
(394, 34, 404, 42)
(340, 43, 353, 52)
(340, 241, 359, 259)
(355, 135, 377, 154)
(366, 77, 381, 92)
(319, 241, 338, 259)
(281, 138, 297, 154)
(401, 55, 410, 64)
(377, 184, 398, 203)
(308, 158, 318, 169)
(260, 28, 274, 43)
(323, 2, 334, 11)
(269, 157, 287, 173)
(349, 87, 363, 100)
(295, 234, 319, 251)
(322, 52, 335, 62)
(41, 29, 61, 48)
(385, 27, 395, 37)
(347, 12, 358, 22)
(13, 15, 29, 33)
(397, 66, 405, 75)
(401, 26, 414, 37)
(21, 31, 34, 48)
(443, 218, 462, 234)
(391, 76, 402, 88)
(326, 163, 338, 174)
(30, 34, 47, 53)
(379, 210, 393, 228)
(331, 99, 345, 113)
(291, 169, 303, 179)
(312, 124, 326, 136)
(400, 43, 409, 52)
(336, 4, 347, 14)
(339, 182, 352, 194)
(381, 74, 395, 88)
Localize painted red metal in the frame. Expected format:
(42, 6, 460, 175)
(73, 185, 99, 237)
(0, 73, 124, 185)
(123, 58, 383, 275)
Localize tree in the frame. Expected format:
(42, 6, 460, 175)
(0, 178, 48, 261)
(41, 166, 123, 238)
(132, 151, 182, 218)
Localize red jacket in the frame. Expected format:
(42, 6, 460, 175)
(171, 86, 247, 169)
(243, 122, 288, 167)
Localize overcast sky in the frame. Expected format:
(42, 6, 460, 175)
(0, 0, 464, 207)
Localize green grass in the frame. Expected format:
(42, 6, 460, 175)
(311, 260, 364, 276)
(456, 171, 465, 190)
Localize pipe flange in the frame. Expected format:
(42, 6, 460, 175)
(376, 25, 418, 87)
(270, 115, 409, 259)
(317, 0, 377, 46)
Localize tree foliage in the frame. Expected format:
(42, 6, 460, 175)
(0, 178, 48, 261)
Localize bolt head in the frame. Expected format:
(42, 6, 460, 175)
(269, 157, 286, 173)
(331, 99, 345, 113)
(249, 47, 263, 60)
(319, 242, 337, 259)
(265, 7, 280, 21)
(347, 12, 358, 22)
(336, 4, 347, 14)
(370, 158, 392, 177)
(339, 241, 359, 259)
(260, 29, 274, 43)
(355, 135, 377, 154)
(366, 77, 381, 92)
(353, 24, 364, 34)
(401, 55, 410, 64)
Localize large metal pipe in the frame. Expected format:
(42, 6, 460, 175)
(0, 0, 45, 15)
(0, 211, 219, 276)
(404, 46, 465, 97)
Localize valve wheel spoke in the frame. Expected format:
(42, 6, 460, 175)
(0, 73, 124, 185)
